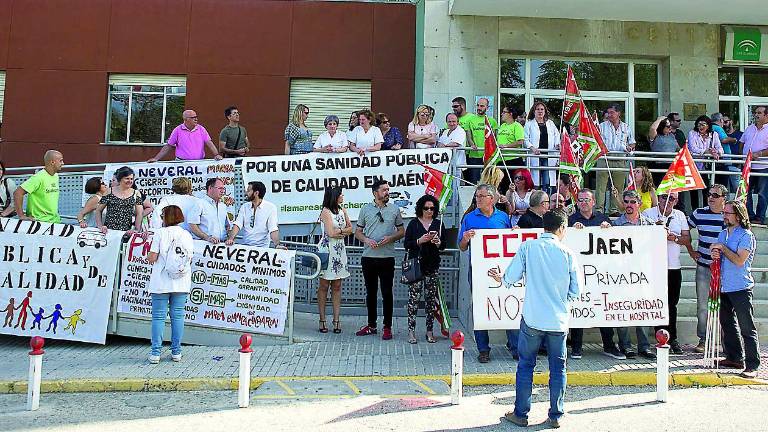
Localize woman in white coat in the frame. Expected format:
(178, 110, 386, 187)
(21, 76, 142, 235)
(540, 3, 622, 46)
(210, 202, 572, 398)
(523, 102, 560, 191)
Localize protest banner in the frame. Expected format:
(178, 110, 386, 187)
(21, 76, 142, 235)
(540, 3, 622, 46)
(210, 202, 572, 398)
(242, 149, 453, 224)
(0, 218, 123, 344)
(117, 232, 295, 336)
(97, 160, 237, 218)
(470, 226, 668, 330)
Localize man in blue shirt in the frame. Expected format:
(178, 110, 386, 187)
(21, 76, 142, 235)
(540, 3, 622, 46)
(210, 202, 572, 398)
(458, 183, 517, 363)
(710, 200, 759, 378)
(489, 210, 582, 429)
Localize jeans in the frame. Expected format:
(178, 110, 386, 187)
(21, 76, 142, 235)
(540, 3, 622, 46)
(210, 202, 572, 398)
(514, 319, 567, 421)
(361, 257, 395, 328)
(746, 168, 768, 222)
(720, 290, 761, 370)
(655, 269, 682, 343)
(617, 326, 650, 352)
(595, 158, 627, 214)
(695, 265, 711, 342)
(473, 329, 520, 356)
(150, 293, 188, 356)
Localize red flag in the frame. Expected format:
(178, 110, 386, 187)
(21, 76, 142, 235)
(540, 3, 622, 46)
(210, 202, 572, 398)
(735, 151, 752, 203)
(483, 116, 500, 165)
(577, 100, 608, 172)
(626, 160, 636, 191)
(558, 131, 582, 200)
(562, 66, 581, 126)
(420, 163, 454, 211)
(657, 146, 706, 194)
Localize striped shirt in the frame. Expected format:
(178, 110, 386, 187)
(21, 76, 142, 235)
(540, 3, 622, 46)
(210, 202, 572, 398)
(688, 207, 724, 267)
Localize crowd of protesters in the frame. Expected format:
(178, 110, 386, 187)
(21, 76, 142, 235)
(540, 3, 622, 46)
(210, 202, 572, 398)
(1, 100, 762, 378)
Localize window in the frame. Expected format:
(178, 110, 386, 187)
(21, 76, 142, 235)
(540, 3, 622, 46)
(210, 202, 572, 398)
(498, 58, 660, 147)
(718, 66, 768, 132)
(289, 79, 371, 134)
(106, 75, 186, 145)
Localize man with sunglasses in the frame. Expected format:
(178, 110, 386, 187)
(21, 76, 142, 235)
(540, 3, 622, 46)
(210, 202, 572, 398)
(666, 112, 686, 148)
(568, 189, 620, 360)
(642, 191, 690, 355)
(612, 190, 656, 359)
(739, 105, 768, 224)
(517, 190, 549, 229)
(148, 109, 222, 162)
(458, 184, 517, 363)
(354, 180, 405, 340)
(687, 184, 727, 352)
(226, 181, 280, 248)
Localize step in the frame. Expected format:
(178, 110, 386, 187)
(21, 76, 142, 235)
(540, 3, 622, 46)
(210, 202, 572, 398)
(677, 298, 768, 319)
(680, 282, 768, 301)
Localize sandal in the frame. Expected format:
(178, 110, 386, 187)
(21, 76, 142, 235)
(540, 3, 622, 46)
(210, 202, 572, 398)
(332, 320, 342, 334)
(408, 331, 417, 344)
(318, 320, 328, 333)
(426, 332, 436, 343)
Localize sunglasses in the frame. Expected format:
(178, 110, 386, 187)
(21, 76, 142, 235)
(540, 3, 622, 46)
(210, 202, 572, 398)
(623, 199, 639, 204)
(577, 198, 591, 203)
(513, 176, 525, 181)
(658, 194, 677, 201)
(452, 105, 461, 109)
(376, 211, 384, 223)
(708, 192, 724, 198)
(423, 206, 435, 211)
(381, 120, 390, 124)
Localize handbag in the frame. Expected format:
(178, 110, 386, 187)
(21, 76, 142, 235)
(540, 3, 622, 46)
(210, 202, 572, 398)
(298, 214, 330, 269)
(400, 247, 424, 285)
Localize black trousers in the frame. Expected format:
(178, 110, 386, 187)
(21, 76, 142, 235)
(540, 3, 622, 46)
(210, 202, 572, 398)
(465, 156, 483, 184)
(720, 290, 761, 370)
(571, 327, 619, 351)
(655, 269, 682, 343)
(361, 257, 395, 328)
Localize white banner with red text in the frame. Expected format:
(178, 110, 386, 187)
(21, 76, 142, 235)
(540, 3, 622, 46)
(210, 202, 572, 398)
(96, 160, 238, 219)
(470, 226, 669, 330)
(241, 148, 453, 224)
(117, 232, 295, 336)
(0, 218, 123, 344)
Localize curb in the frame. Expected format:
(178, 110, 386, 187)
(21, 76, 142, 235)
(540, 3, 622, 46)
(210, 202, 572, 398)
(0, 371, 765, 394)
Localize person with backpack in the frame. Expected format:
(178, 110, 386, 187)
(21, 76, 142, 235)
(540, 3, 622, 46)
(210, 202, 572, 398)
(147, 205, 194, 364)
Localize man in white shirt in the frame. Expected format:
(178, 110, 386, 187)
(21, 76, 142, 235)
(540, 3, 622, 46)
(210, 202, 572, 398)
(597, 103, 635, 216)
(190, 178, 229, 243)
(438, 113, 467, 169)
(226, 181, 280, 248)
(642, 191, 690, 355)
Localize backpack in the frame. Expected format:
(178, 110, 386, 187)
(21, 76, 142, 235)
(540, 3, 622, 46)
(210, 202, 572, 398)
(163, 235, 191, 280)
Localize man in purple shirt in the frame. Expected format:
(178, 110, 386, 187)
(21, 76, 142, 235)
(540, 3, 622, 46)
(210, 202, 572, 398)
(148, 110, 222, 162)
(739, 105, 768, 223)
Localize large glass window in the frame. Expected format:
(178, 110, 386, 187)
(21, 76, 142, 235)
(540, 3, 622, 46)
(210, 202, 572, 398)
(718, 66, 768, 133)
(499, 57, 660, 147)
(106, 77, 186, 145)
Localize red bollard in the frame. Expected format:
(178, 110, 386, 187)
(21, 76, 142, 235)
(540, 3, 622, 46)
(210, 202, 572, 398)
(238, 334, 253, 408)
(655, 329, 670, 402)
(28, 336, 45, 411)
(450, 331, 464, 405)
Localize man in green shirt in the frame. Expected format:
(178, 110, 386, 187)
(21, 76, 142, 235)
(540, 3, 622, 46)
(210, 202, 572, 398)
(14, 150, 63, 223)
(219, 105, 249, 157)
(464, 97, 498, 183)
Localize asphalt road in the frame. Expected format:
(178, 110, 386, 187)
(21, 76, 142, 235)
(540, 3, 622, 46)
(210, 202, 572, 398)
(2, 385, 767, 431)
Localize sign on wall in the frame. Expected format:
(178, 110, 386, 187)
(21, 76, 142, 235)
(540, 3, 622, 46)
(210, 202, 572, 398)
(470, 226, 669, 330)
(0, 218, 123, 344)
(117, 232, 295, 336)
(242, 149, 453, 224)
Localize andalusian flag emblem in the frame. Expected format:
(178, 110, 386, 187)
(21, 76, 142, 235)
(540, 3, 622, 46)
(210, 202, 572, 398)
(420, 164, 454, 211)
(577, 100, 608, 172)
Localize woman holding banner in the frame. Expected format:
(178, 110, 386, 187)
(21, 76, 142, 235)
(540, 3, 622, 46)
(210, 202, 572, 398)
(96, 166, 143, 233)
(147, 205, 194, 364)
(404, 195, 446, 344)
(316, 186, 352, 334)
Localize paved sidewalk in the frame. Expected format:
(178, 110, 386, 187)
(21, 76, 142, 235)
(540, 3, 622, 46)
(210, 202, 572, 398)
(1, 313, 766, 391)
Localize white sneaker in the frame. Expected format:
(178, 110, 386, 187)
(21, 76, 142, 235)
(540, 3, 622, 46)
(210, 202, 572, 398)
(171, 354, 182, 362)
(148, 355, 160, 364)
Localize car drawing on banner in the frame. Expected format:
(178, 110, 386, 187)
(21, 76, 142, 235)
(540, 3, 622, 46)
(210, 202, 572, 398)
(77, 230, 108, 249)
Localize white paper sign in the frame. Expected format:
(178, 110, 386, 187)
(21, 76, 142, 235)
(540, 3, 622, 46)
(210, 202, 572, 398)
(98, 160, 238, 219)
(241, 148, 453, 224)
(117, 232, 295, 336)
(470, 226, 669, 330)
(0, 218, 122, 344)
